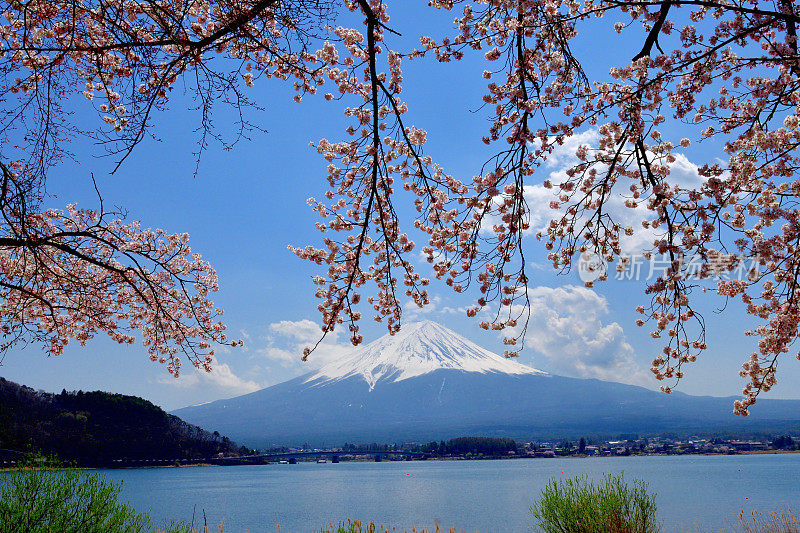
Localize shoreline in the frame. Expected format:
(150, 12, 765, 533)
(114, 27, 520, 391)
(3, 448, 798, 472)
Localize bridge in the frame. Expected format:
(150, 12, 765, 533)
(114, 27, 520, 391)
(95, 450, 425, 467)
(0, 449, 426, 468)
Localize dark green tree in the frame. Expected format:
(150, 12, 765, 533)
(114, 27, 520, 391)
(771, 435, 795, 450)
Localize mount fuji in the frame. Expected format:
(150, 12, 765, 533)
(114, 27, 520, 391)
(173, 321, 800, 447)
(305, 321, 545, 390)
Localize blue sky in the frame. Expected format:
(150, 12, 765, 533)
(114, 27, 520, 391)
(2, 3, 799, 410)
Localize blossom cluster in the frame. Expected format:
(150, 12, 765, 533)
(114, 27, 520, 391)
(0, 185, 239, 374)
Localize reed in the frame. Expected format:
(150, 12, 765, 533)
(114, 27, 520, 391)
(731, 507, 800, 533)
(530, 474, 660, 533)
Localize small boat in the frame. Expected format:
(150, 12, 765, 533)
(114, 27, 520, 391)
(278, 460, 289, 464)
(316, 459, 327, 463)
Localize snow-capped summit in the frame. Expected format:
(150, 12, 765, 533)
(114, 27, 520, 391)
(306, 320, 545, 390)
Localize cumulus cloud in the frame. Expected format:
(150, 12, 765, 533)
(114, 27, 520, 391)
(512, 285, 651, 385)
(259, 318, 354, 369)
(269, 318, 328, 345)
(522, 129, 706, 255)
(158, 356, 261, 396)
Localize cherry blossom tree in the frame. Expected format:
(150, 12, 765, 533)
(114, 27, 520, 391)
(0, 161, 238, 375)
(4, 0, 800, 411)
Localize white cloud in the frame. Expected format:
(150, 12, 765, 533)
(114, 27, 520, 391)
(203, 361, 260, 392)
(269, 318, 329, 344)
(522, 129, 706, 255)
(158, 356, 261, 396)
(260, 318, 353, 370)
(403, 295, 467, 321)
(542, 129, 601, 170)
(511, 285, 651, 386)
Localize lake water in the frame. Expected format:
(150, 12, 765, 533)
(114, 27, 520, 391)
(92, 454, 798, 531)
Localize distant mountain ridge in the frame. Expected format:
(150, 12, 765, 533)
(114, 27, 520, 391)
(0, 377, 245, 465)
(173, 321, 800, 447)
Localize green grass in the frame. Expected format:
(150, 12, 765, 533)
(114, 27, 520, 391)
(530, 474, 660, 533)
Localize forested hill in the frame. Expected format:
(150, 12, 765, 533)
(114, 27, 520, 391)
(0, 377, 247, 465)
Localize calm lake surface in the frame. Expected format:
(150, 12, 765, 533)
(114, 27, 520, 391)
(94, 454, 799, 532)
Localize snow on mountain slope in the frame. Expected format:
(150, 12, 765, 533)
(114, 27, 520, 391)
(306, 320, 545, 390)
